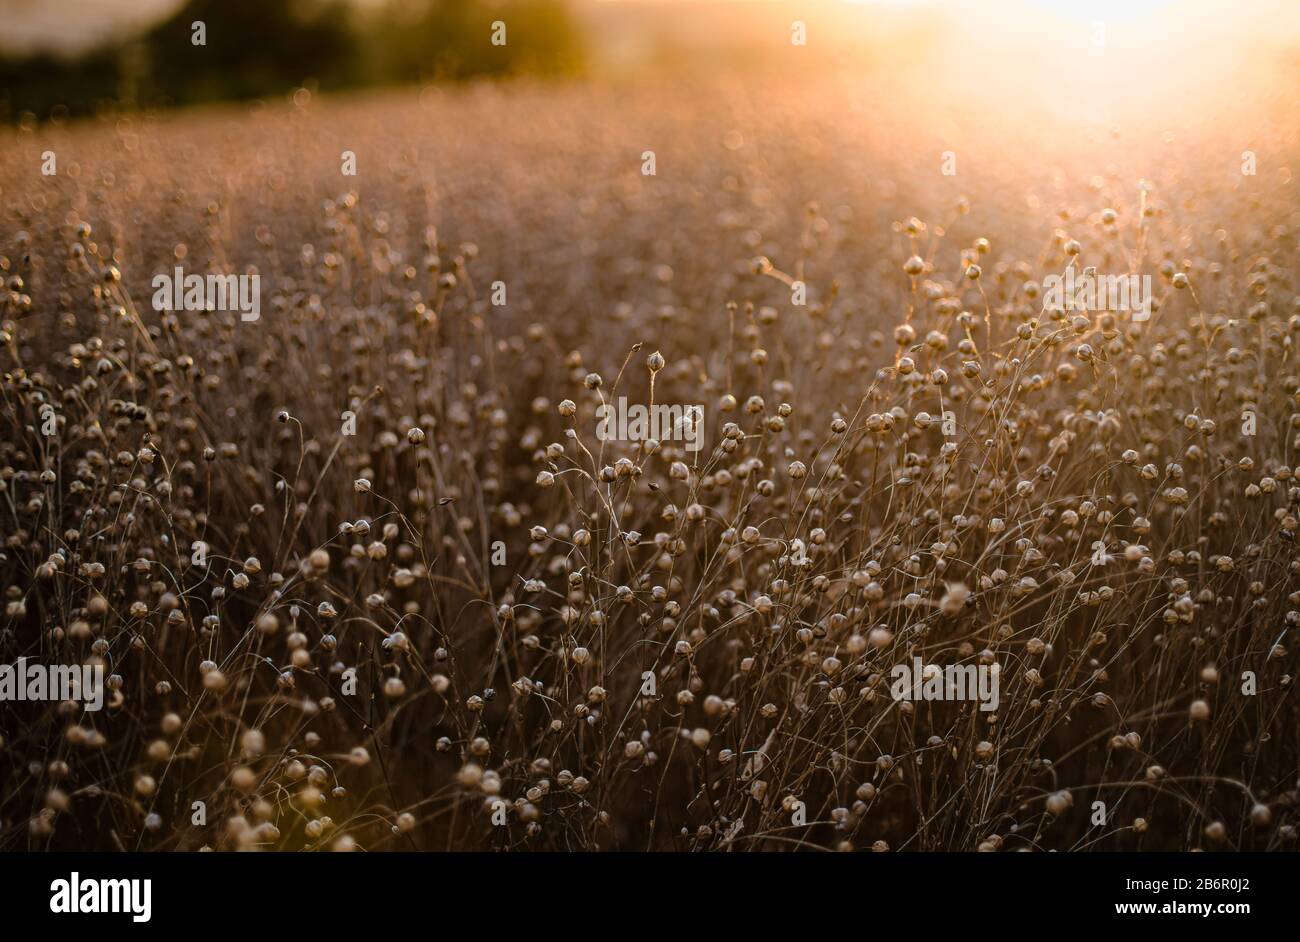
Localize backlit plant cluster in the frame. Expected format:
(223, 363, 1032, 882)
(1, 78, 1298, 851)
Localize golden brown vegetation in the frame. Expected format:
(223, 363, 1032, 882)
(2, 74, 1298, 851)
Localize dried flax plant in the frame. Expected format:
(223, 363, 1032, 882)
(0, 72, 1298, 852)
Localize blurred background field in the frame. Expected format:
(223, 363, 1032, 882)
(3, 0, 1299, 122)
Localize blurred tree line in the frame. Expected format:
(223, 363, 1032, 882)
(0, 0, 585, 120)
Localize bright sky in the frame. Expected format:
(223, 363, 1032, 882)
(0, 0, 180, 53)
(2, 0, 1296, 70)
